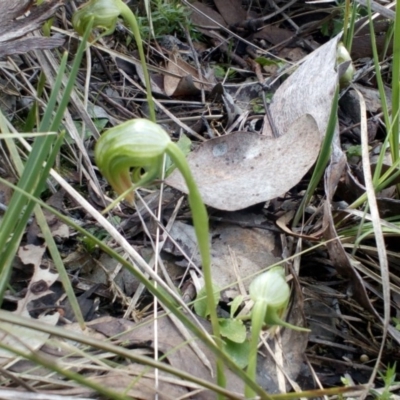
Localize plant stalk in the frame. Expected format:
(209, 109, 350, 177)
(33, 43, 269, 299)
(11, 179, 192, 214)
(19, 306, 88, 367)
(166, 143, 226, 392)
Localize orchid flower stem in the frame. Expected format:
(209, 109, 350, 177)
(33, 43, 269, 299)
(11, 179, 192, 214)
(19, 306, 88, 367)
(118, 2, 156, 122)
(246, 301, 267, 399)
(166, 143, 226, 391)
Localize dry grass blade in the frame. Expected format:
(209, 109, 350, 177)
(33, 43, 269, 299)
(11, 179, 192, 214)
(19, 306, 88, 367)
(355, 88, 391, 398)
(0, 390, 93, 400)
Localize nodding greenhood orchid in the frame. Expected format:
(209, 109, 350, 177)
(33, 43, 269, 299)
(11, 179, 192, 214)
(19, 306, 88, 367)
(95, 118, 225, 388)
(72, 0, 120, 37)
(95, 119, 211, 252)
(95, 119, 169, 204)
(72, 0, 155, 121)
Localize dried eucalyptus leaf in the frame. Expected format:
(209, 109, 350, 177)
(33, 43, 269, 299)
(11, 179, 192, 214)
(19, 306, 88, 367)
(167, 114, 320, 210)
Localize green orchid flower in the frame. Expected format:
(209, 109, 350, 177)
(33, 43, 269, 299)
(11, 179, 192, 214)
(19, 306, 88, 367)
(95, 119, 169, 204)
(72, 0, 155, 121)
(72, 0, 120, 37)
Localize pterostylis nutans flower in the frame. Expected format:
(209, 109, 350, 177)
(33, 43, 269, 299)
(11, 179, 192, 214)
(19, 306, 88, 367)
(95, 118, 226, 391)
(245, 266, 310, 398)
(73, 0, 155, 122)
(72, 0, 120, 38)
(95, 119, 168, 204)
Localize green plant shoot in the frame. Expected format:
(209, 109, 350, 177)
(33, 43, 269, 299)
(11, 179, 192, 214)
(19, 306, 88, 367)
(95, 118, 226, 390)
(72, 0, 156, 122)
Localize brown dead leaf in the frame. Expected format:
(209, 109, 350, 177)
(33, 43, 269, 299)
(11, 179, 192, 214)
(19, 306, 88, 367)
(211, 222, 281, 299)
(252, 25, 293, 45)
(165, 218, 281, 298)
(324, 203, 379, 319)
(166, 73, 201, 98)
(18, 244, 46, 268)
(376, 198, 400, 218)
(90, 370, 189, 400)
(88, 315, 244, 399)
(323, 134, 381, 322)
(0, 1, 64, 57)
(268, 35, 341, 138)
(213, 0, 247, 26)
(134, 60, 166, 96)
(28, 190, 70, 241)
(211, 83, 244, 130)
(168, 37, 345, 211)
(0, 262, 59, 363)
(352, 18, 392, 59)
(354, 83, 392, 113)
(0, 36, 65, 58)
(164, 56, 214, 97)
(0, 175, 15, 207)
(167, 114, 320, 211)
(22, 262, 59, 305)
(278, 47, 308, 63)
(276, 210, 325, 241)
(337, 159, 400, 217)
(164, 220, 204, 265)
(189, 1, 227, 29)
(87, 252, 139, 296)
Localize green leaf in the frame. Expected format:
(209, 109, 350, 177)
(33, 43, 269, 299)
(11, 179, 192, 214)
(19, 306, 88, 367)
(223, 338, 250, 369)
(194, 284, 220, 318)
(0, 21, 93, 302)
(393, 317, 400, 330)
(218, 318, 246, 343)
(346, 144, 363, 158)
(214, 65, 226, 79)
(229, 295, 243, 318)
(255, 57, 282, 67)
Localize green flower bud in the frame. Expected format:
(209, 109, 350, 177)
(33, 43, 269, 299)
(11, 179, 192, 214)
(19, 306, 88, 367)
(337, 42, 355, 88)
(249, 266, 289, 309)
(247, 267, 310, 397)
(249, 266, 309, 331)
